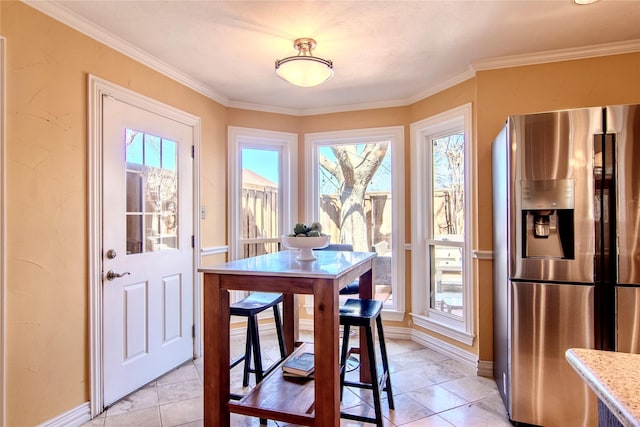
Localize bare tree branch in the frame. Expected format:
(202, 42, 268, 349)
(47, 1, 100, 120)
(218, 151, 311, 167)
(317, 142, 390, 250)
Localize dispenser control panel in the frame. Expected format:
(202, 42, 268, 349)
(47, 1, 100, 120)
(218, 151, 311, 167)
(521, 179, 575, 210)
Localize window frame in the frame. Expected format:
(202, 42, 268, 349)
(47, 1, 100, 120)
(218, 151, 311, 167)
(410, 103, 475, 345)
(304, 126, 405, 321)
(228, 126, 298, 261)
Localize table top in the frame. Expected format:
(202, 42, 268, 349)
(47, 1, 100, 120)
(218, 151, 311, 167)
(199, 249, 376, 279)
(566, 348, 640, 427)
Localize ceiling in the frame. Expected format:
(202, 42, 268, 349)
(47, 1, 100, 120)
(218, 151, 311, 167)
(30, 0, 640, 115)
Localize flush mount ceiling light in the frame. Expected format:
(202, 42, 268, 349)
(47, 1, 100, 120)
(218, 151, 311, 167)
(275, 38, 334, 87)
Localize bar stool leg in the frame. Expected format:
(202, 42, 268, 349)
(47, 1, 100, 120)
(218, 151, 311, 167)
(365, 324, 383, 427)
(339, 324, 351, 400)
(241, 323, 253, 387)
(254, 315, 269, 427)
(376, 315, 394, 409)
(272, 304, 286, 359)
(249, 317, 269, 425)
(249, 316, 264, 384)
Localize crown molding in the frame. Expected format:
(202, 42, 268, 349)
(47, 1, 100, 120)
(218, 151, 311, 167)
(473, 39, 640, 71)
(239, 38, 640, 115)
(407, 67, 477, 105)
(296, 98, 410, 116)
(226, 100, 306, 116)
(229, 70, 478, 116)
(22, 0, 229, 106)
(229, 96, 410, 116)
(22, 1, 640, 116)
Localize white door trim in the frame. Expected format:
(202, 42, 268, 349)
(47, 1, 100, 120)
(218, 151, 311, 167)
(87, 75, 201, 416)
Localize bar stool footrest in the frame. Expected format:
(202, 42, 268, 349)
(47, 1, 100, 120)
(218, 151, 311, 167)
(261, 362, 281, 378)
(230, 354, 245, 369)
(343, 379, 374, 390)
(340, 411, 379, 425)
(343, 371, 390, 393)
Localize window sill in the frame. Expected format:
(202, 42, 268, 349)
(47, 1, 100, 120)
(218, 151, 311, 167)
(410, 313, 475, 346)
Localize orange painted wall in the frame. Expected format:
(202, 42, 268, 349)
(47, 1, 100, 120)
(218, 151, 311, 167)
(3, 0, 640, 425)
(474, 53, 640, 362)
(1, 2, 227, 425)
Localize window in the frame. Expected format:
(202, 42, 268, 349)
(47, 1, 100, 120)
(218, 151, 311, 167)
(305, 127, 405, 319)
(410, 104, 474, 344)
(228, 127, 297, 261)
(125, 129, 179, 254)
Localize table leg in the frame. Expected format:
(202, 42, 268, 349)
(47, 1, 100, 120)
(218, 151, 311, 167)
(203, 273, 230, 427)
(313, 278, 341, 426)
(359, 268, 373, 384)
(282, 293, 297, 354)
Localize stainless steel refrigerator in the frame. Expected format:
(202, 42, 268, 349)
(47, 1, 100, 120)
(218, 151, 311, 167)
(492, 105, 640, 427)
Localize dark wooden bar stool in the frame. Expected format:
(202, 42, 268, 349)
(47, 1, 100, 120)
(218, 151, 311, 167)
(229, 292, 286, 389)
(339, 298, 394, 427)
(318, 244, 360, 294)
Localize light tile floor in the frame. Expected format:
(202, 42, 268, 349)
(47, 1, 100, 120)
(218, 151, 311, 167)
(82, 332, 512, 427)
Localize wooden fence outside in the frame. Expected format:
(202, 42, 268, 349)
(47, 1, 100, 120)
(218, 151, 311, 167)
(242, 187, 393, 252)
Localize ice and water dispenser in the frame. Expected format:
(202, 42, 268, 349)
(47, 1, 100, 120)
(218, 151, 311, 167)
(521, 179, 575, 259)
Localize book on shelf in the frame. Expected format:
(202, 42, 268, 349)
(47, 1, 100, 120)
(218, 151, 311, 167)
(282, 352, 314, 377)
(283, 371, 314, 379)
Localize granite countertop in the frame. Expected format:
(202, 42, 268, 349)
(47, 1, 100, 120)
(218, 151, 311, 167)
(566, 348, 640, 427)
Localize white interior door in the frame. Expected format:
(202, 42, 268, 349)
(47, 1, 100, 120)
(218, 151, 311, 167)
(102, 95, 194, 406)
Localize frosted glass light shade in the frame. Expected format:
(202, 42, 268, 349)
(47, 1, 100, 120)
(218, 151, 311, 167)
(275, 57, 334, 87)
(275, 38, 334, 87)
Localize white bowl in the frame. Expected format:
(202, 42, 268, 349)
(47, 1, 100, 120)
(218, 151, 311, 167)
(281, 235, 330, 261)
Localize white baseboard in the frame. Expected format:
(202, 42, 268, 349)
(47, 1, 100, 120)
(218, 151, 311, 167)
(410, 327, 480, 373)
(381, 325, 413, 340)
(36, 402, 91, 427)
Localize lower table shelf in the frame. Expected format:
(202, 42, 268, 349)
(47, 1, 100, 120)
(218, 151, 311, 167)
(228, 342, 317, 426)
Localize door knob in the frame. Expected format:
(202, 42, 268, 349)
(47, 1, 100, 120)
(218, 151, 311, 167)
(106, 270, 131, 281)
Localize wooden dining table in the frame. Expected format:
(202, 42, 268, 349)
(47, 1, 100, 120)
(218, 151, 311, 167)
(200, 249, 377, 426)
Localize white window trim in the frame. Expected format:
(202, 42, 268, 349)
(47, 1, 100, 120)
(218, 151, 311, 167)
(304, 127, 405, 321)
(227, 127, 298, 261)
(410, 103, 475, 345)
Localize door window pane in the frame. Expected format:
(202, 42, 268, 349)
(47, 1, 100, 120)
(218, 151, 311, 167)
(126, 215, 143, 255)
(125, 128, 179, 254)
(162, 140, 177, 171)
(144, 134, 161, 168)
